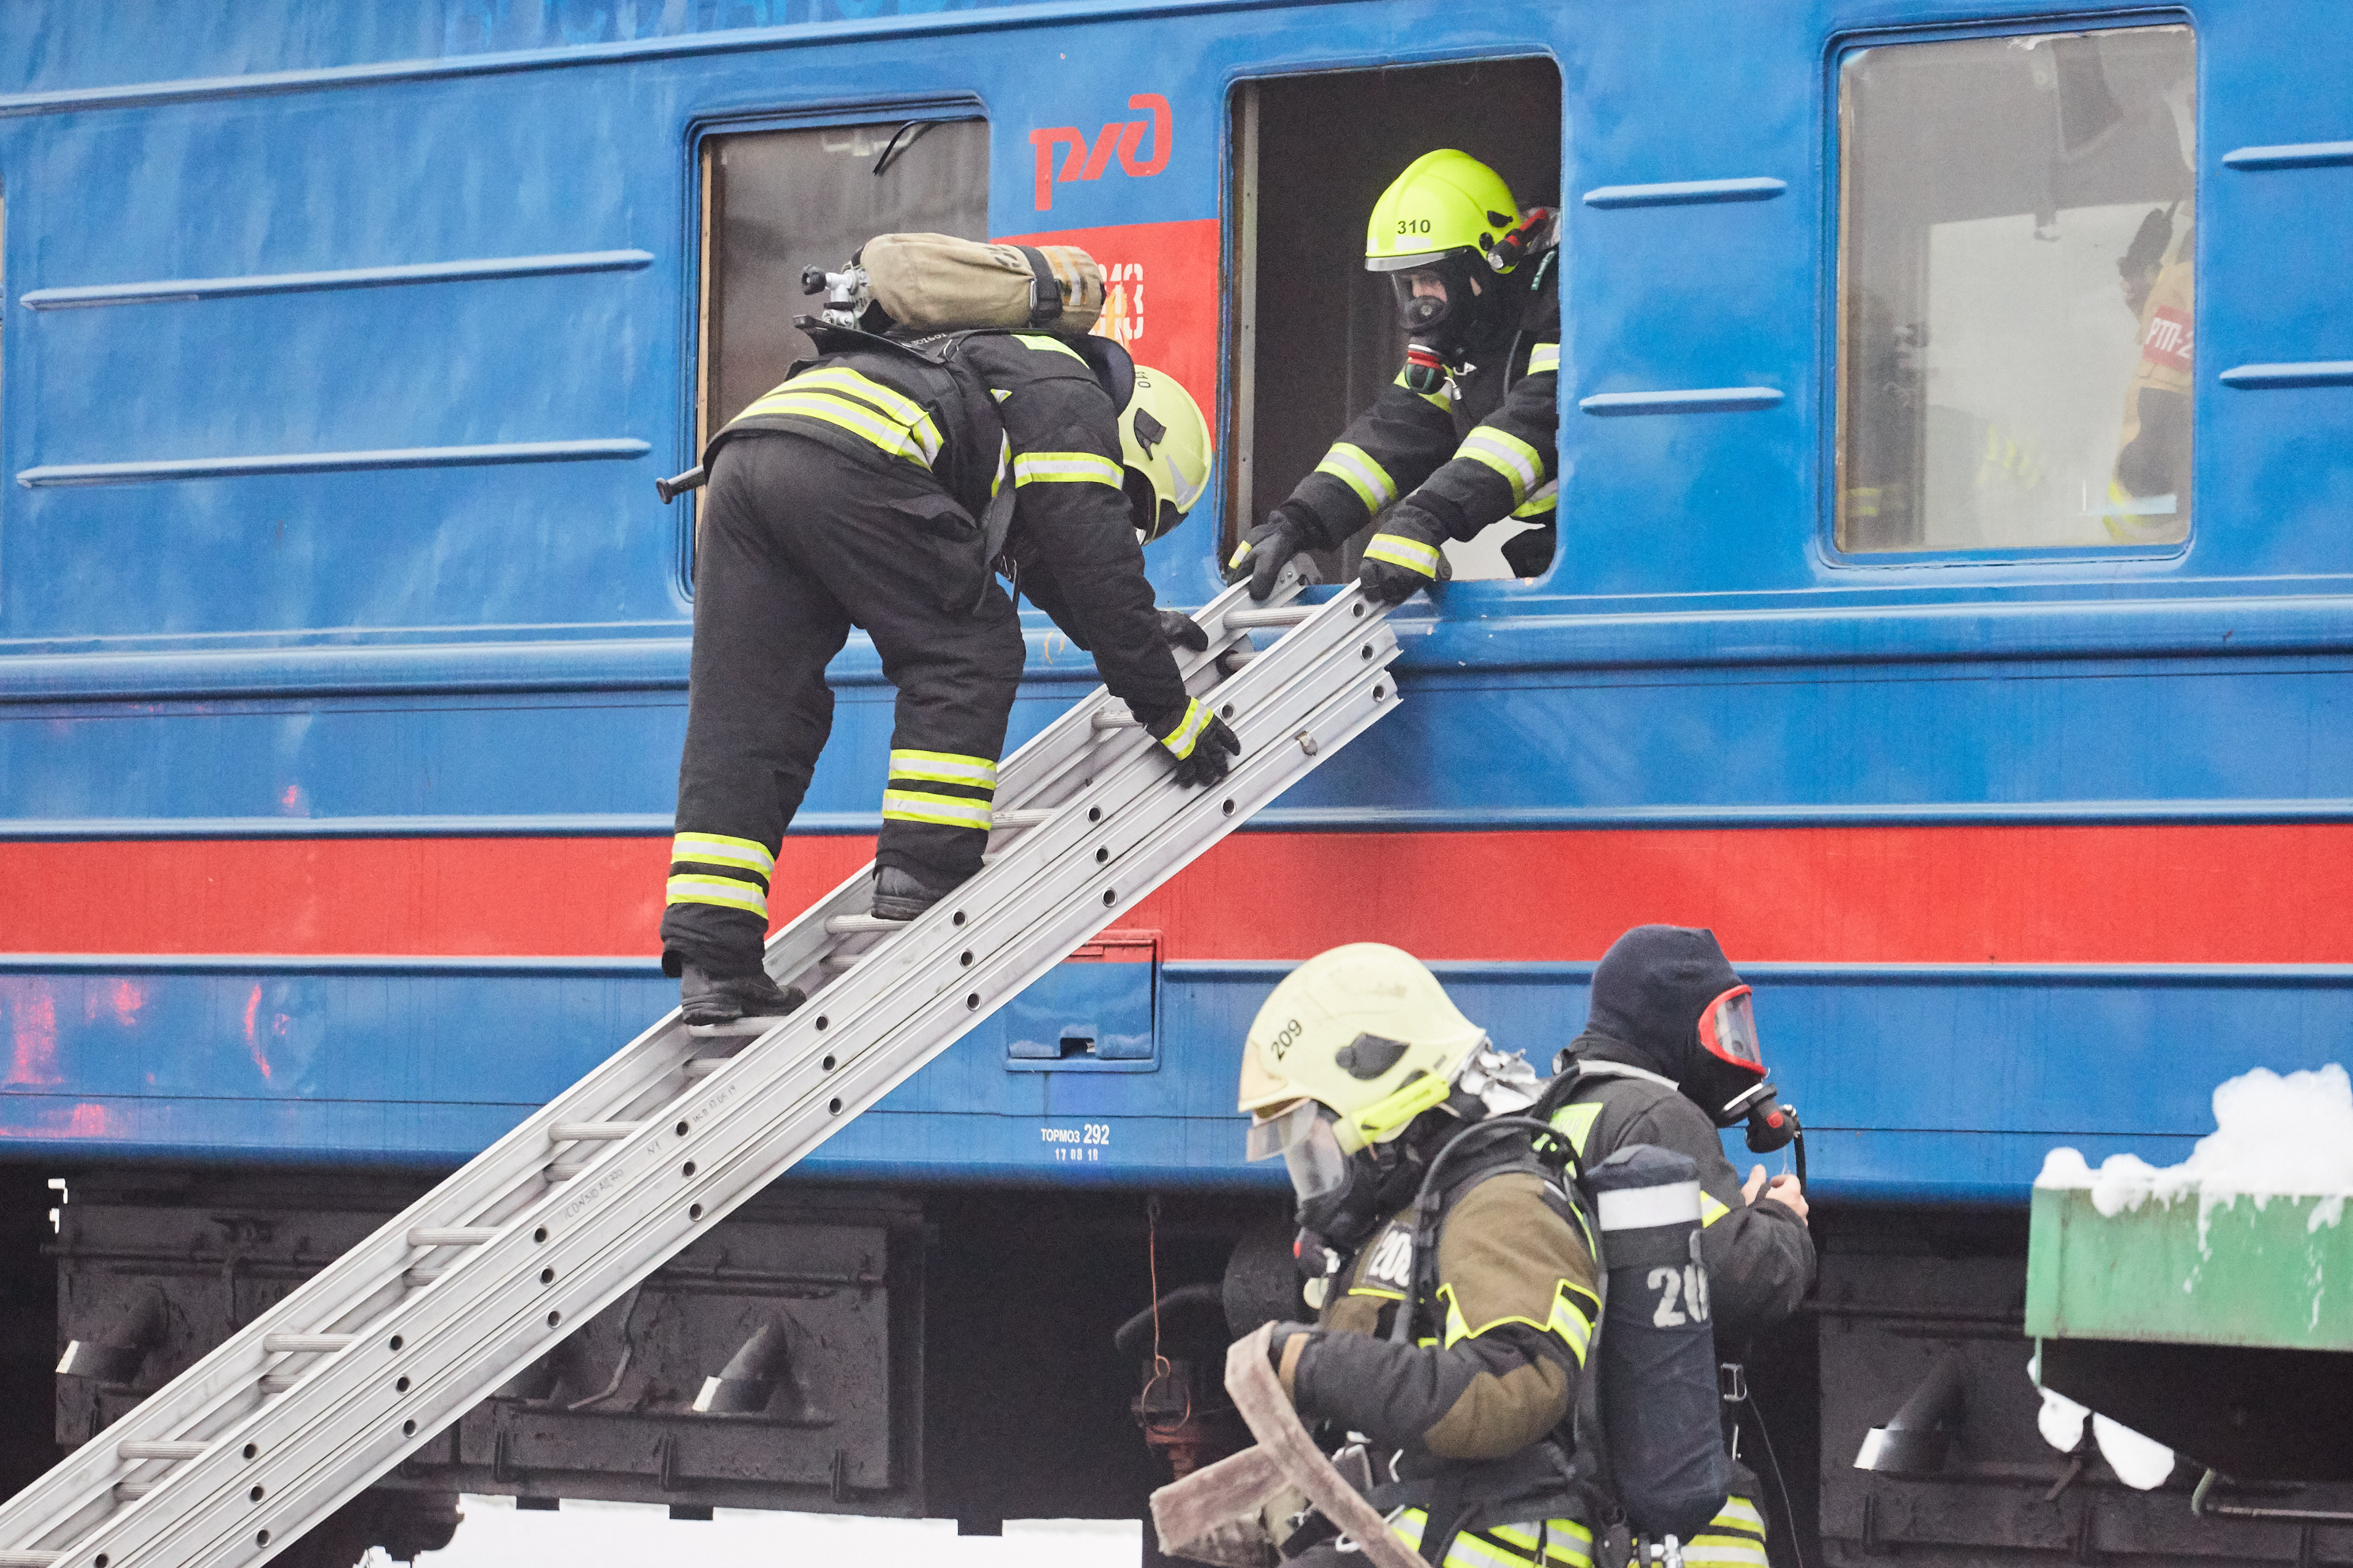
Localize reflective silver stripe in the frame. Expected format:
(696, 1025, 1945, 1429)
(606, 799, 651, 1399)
(1526, 342, 1561, 374)
(1680, 1542, 1769, 1568)
(664, 874, 769, 918)
(1595, 1180, 1703, 1231)
(879, 789, 993, 830)
(1314, 442, 1397, 510)
(786, 365, 930, 429)
(1012, 450, 1124, 487)
(1157, 698, 1211, 760)
(887, 749, 999, 789)
(670, 832, 775, 875)
(750, 391, 939, 467)
(1363, 532, 1441, 575)
(1712, 1499, 1766, 1534)
(1458, 427, 1545, 504)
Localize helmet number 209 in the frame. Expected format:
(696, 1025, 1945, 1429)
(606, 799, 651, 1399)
(1396, 218, 1432, 234)
(1647, 1265, 1711, 1328)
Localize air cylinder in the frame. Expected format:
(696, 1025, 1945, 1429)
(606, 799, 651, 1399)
(1588, 1144, 1728, 1544)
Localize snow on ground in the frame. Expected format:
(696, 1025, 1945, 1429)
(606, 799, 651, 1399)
(2036, 1062, 2353, 1230)
(388, 1496, 1140, 1568)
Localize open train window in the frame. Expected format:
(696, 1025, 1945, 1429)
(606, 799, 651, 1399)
(1228, 61, 1562, 583)
(690, 115, 989, 569)
(1835, 26, 2196, 555)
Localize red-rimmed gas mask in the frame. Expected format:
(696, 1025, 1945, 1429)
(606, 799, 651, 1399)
(1698, 984, 1765, 1077)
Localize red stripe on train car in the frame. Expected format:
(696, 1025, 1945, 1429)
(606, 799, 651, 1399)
(0, 825, 2346, 963)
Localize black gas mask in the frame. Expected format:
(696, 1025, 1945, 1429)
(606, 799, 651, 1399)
(1384, 253, 1506, 385)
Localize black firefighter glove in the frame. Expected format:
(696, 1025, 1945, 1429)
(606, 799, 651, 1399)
(1157, 609, 1209, 653)
(1357, 504, 1449, 606)
(1146, 697, 1241, 787)
(1265, 1322, 1322, 1403)
(1226, 503, 1326, 601)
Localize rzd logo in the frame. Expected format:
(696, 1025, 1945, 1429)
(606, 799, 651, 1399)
(1029, 94, 1172, 211)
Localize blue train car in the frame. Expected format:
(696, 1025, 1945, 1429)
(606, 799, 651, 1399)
(3, 0, 2350, 1562)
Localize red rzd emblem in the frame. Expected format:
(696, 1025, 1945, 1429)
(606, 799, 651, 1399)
(1029, 94, 1172, 211)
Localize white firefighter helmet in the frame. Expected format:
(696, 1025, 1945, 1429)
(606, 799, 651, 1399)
(1237, 943, 1489, 1157)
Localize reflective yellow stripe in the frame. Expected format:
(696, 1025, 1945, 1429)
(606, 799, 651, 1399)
(1512, 480, 1559, 519)
(1014, 332, 1088, 362)
(879, 789, 993, 830)
(1314, 442, 1398, 510)
(1012, 450, 1124, 488)
(665, 874, 769, 918)
(1156, 697, 1212, 760)
(1395, 367, 1453, 409)
(1436, 1278, 1597, 1365)
(1363, 532, 1441, 575)
(1458, 427, 1546, 505)
(1712, 1498, 1766, 1535)
(1701, 1190, 1732, 1226)
(1526, 341, 1560, 375)
(786, 365, 930, 429)
(746, 390, 940, 467)
(670, 832, 775, 876)
(887, 749, 998, 790)
(1388, 1509, 1429, 1553)
(1549, 1101, 1603, 1156)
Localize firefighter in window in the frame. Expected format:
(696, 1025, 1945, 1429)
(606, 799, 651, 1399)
(2106, 200, 2193, 543)
(1227, 151, 1563, 602)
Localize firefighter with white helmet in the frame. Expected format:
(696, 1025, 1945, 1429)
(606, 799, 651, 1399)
(1238, 943, 1601, 1568)
(1229, 150, 1563, 603)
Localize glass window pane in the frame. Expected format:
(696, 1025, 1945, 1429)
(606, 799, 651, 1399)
(1836, 27, 2196, 553)
(703, 119, 990, 437)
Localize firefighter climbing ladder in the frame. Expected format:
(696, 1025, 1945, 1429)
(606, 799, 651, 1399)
(0, 567, 1400, 1568)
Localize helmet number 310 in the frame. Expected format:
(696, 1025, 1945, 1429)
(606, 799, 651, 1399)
(1396, 218, 1433, 234)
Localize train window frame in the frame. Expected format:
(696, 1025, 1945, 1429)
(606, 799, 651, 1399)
(1823, 15, 2199, 570)
(677, 98, 991, 597)
(1223, 58, 1565, 591)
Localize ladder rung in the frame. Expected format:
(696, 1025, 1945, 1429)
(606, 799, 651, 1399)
(681, 1058, 727, 1080)
(257, 1373, 298, 1393)
(261, 1334, 353, 1354)
(402, 1266, 446, 1288)
(819, 953, 862, 970)
(1225, 605, 1310, 629)
(409, 1226, 497, 1248)
(551, 1121, 640, 1142)
(1090, 710, 1142, 730)
(992, 808, 1051, 829)
(824, 913, 903, 935)
(0, 1553, 62, 1565)
(113, 1480, 156, 1500)
(545, 1161, 587, 1181)
(118, 1441, 205, 1462)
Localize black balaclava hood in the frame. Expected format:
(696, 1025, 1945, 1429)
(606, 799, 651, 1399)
(1569, 925, 1761, 1124)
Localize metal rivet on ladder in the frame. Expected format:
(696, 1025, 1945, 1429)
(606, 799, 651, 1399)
(1088, 806, 1101, 822)
(256, 1530, 271, 1547)
(828, 1098, 843, 1114)
(676, 1120, 690, 1136)
(533, 1227, 548, 1244)
(249, 1485, 264, 1502)
(389, 1336, 403, 1351)
(815, 1016, 829, 1031)
(1374, 683, 1387, 700)
(402, 1420, 417, 1437)
(1102, 889, 1117, 906)
(690, 1203, 704, 1220)
(1095, 848, 1109, 864)
(1297, 732, 1319, 756)
(1222, 799, 1236, 816)
(243, 1443, 258, 1460)
(1361, 643, 1374, 660)
(682, 1162, 697, 1177)
(959, 950, 973, 967)
(547, 1312, 561, 1327)
(1353, 601, 1366, 618)
(953, 910, 966, 926)
(539, 1268, 555, 1285)
(966, 993, 980, 1010)
(1221, 702, 1235, 719)
(396, 1377, 410, 1393)
(821, 1055, 836, 1071)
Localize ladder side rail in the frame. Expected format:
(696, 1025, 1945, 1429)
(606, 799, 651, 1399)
(93, 616, 1401, 1568)
(0, 575, 1350, 1563)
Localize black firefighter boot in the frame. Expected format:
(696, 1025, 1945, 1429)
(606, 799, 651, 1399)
(680, 965, 805, 1035)
(871, 865, 957, 922)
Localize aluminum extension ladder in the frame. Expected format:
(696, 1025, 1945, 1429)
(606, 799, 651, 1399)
(0, 567, 1400, 1568)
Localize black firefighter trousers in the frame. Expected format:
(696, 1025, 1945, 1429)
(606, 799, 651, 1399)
(660, 433, 1026, 979)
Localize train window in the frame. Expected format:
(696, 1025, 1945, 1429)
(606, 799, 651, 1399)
(1229, 60, 1562, 583)
(696, 116, 990, 458)
(1835, 26, 2195, 554)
